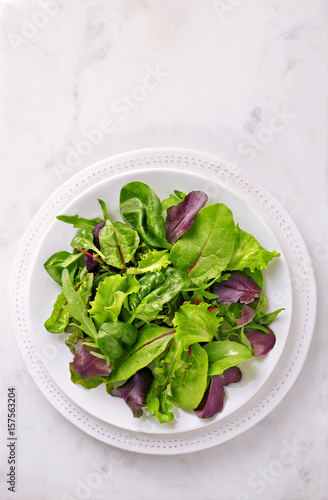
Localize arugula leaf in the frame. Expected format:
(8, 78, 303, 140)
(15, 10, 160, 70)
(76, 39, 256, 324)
(97, 321, 138, 359)
(227, 225, 280, 272)
(126, 249, 170, 275)
(170, 203, 235, 281)
(146, 340, 183, 423)
(89, 274, 140, 327)
(57, 214, 102, 230)
(173, 302, 222, 347)
(169, 343, 208, 411)
(204, 340, 252, 376)
(44, 251, 81, 285)
(99, 220, 139, 269)
(97, 199, 108, 220)
(161, 190, 186, 211)
(131, 268, 187, 322)
(120, 181, 171, 249)
(61, 269, 98, 341)
(256, 308, 284, 326)
(44, 292, 70, 333)
(109, 324, 175, 382)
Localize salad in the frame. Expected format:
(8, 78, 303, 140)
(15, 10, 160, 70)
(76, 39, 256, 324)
(44, 181, 282, 423)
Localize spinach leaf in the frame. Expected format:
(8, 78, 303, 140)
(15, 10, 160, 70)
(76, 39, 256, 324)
(99, 220, 139, 269)
(146, 340, 183, 423)
(120, 181, 171, 249)
(131, 268, 187, 322)
(227, 225, 280, 272)
(109, 324, 175, 382)
(44, 292, 70, 333)
(169, 343, 208, 411)
(204, 340, 252, 376)
(256, 308, 284, 326)
(129, 268, 167, 311)
(126, 249, 170, 275)
(97, 321, 138, 359)
(61, 269, 98, 341)
(173, 302, 222, 347)
(44, 251, 81, 285)
(170, 203, 235, 281)
(57, 214, 102, 230)
(89, 274, 140, 327)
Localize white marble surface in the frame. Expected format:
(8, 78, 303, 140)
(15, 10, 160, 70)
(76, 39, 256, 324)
(0, 0, 327, 499)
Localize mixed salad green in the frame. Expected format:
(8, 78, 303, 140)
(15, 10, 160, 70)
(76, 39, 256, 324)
(44, 181, 282, 423)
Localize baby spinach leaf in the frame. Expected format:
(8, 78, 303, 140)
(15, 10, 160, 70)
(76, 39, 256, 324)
(173, 302, 222, 347)
(89, 274, 140, 327)
(44, 251, 81, 285)
(227, 225, 280, 272)
(146, 340, 183, 423)
(169, 343, 208, 411)
(109, 324, 175, 382)
(97, 321, 138, 359)
(129, 268, 167, 311)
(57, 214, 102, 230)
(126, 249, 170, 275)
(131, 268, 187, 322)
(99, 220, 139, 269)
(204, 340, 252, 376)
(256, 308, 284, 326)
(170, 203, 235, 281)
(44, 292, 70, 333)
(120, 181, 171, 249)
(61, 269, 98, 341)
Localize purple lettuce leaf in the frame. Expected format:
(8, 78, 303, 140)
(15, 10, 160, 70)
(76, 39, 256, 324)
(72, 343, 111, 380)
(165, 191, 208, 243)
(93, 221, 106, 248)
(195, 366, 242, 418)
(237, 304, 256, 327)
(110, 368, 154, 418)
(245, 327, 276, 357)
(211, 271, 261, 305)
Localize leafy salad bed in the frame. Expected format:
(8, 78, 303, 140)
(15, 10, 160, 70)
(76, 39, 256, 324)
(44, 181, 283, 423)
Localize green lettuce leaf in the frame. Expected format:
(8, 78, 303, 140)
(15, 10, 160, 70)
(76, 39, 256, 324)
(89, 274, 140, 327)
(99, 219, 139, 269)
(204, 340, 252, 376)
(170, 203, 235, 281)
(169, 343, 208, 411)
(173, 302, 222, 347)
(126, 249, 170, 275)
(227, 225, 280, 272)
(146, 340, 183, 423)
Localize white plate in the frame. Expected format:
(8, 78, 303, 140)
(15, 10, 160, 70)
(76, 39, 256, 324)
(10, 148, 316, 454)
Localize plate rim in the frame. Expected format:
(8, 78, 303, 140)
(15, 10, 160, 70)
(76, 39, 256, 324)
(9, 147, 317, 454)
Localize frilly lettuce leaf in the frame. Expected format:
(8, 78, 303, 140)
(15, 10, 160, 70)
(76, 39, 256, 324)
(227, 225, 280, 272)
(126, 249, 170, 275)
(89, 274, 140, 327)
(173, 302, 222, 347)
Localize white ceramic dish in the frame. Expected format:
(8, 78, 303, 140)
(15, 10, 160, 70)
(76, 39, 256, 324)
(10, 148, 316, 454)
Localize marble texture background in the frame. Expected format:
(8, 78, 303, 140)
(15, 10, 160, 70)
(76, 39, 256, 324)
(0, 0, 327, 499)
